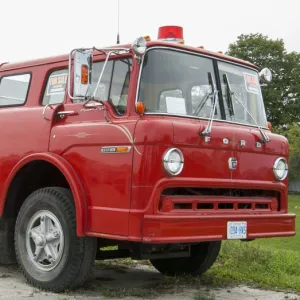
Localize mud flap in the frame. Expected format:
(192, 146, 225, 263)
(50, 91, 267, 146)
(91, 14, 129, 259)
(0, 217, 16, 264)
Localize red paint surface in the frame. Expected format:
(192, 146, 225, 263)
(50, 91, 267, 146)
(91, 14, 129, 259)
(0, 42, 295, 241)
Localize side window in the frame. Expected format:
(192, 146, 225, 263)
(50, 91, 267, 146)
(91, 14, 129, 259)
(0, 73, 31, 106)
(42, 69, 68, 105)
(91, 58, 132, 115)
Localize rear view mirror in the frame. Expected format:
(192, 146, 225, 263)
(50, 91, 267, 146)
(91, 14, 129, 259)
(73, 50, 92, 98)
(259, 68, 272, 84)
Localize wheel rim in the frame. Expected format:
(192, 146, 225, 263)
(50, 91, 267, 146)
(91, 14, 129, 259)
(25, 210, 64, 272)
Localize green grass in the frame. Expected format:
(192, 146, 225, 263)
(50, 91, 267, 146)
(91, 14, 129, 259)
(205, 194, 300, 292)
(255, 194, 300, 252)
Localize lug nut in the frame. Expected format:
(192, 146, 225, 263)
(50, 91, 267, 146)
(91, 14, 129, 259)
(53, 232, 60, 238)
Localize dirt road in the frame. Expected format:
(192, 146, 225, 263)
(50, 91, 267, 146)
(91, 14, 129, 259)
(0, 263, 299, 300)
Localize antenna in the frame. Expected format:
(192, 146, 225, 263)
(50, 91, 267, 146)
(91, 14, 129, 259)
(117, 0, 120, 44)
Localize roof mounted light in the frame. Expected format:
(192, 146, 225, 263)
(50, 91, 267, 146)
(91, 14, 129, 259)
(132, 36, 147, 57)
(158, 25, 184, 44)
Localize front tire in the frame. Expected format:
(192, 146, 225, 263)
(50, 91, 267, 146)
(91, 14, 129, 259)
(150, 241, 221, 276)
(15, 187, 97, 292)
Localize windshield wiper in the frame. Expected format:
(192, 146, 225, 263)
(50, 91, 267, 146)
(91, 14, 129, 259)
(199, 73, 218, 136)
(223, 74, 235, 116)
(223, 74, 270, 144)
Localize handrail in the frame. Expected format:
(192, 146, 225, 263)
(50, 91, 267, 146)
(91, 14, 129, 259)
(0, 62, 9, 69)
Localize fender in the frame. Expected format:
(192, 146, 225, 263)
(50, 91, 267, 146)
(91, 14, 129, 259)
(0, 152, 87, 237)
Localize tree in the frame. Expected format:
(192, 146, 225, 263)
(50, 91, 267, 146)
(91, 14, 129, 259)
(226, 33, 300, 127)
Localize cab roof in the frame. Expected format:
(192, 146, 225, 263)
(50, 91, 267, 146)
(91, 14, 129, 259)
(0, 40, 257, 72)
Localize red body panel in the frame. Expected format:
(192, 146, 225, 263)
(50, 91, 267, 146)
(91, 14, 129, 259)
(49, 106, 137, 236)
(0, 41, 295, 242)
(0, 63, 59, 210)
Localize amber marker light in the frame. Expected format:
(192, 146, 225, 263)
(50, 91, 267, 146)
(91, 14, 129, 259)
(81, 65, 88, 84)
(136, 101, 145, 115)
(116, 147, 130, 153)
(267, 121, 272, 131)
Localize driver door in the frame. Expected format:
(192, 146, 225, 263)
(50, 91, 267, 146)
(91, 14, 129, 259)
(49, 56, 135, 236)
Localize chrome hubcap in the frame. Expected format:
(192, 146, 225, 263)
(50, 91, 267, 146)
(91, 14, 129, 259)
(26, 210, 64, 271)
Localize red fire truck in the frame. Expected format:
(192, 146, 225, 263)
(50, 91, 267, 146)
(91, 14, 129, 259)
(0, 26, 295, 292)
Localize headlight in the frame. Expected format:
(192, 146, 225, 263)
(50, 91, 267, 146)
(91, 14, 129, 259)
(163, 148, 184, 175)
(273, 157, 288, 181)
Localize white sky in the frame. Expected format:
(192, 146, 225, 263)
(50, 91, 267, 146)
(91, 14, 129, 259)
(0, 0, 299, 64)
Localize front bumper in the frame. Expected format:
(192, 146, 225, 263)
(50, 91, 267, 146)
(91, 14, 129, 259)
(127, 177, 296, 244)
(142, 213, 296, 243)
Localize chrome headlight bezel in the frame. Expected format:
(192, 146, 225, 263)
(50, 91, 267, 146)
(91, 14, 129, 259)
(273, 157, 288, 181)
(163, 148, 184, 176)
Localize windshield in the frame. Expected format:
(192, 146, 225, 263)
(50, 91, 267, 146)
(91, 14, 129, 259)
(218, 61, 267, 127)
(138, 49, 221, 120)
(137, 48, 267, 128)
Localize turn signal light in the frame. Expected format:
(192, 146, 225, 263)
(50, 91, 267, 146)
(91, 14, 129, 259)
(81, 65, 88, 84)
(270, 198, 278, 211)
(267, 121, 272, 131)
(161, 196, 173, 212)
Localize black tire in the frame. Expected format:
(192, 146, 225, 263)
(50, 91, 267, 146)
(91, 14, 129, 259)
(14, 187, 97, 292)
(150, 241, 221, 276)
(0, 217, 17, 264)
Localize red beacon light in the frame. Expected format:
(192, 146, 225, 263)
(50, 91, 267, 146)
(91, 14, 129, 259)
(158, 25, 184, 44)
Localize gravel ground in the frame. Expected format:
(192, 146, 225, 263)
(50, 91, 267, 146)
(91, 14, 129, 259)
(0, 263, 299, 300)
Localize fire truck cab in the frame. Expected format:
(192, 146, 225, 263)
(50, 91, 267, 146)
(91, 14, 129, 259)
(0, 26, 295, 292)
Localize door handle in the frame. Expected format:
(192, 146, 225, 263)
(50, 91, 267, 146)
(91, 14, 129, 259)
(42, 104, 54, 120)
(57, 111, 77, 118)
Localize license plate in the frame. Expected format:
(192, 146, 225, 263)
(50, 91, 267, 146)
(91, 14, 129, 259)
(227, 221, 247, 239)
